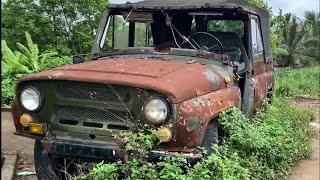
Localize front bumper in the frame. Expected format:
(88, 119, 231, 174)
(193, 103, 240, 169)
(44, 139, 202, 162)
(14, 132, 202, 161)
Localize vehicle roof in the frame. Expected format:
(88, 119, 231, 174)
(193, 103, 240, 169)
(108, 0, 269, 16)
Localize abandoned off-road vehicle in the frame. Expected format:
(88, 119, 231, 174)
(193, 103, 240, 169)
(11, 0, 274, 179)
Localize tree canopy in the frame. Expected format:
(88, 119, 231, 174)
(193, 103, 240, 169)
(1, 0, 108, 55)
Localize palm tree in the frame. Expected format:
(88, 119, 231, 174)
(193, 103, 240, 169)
(270, 10, 289, 64)
(301, 11, 320, 65)
(278, 13, 318, 67)
(304, 11, 320, 37)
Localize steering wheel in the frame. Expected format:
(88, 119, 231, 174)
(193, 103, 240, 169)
(188, 32, 224, 54)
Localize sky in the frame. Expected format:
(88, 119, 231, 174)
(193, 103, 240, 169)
(110, 0, 320, 18)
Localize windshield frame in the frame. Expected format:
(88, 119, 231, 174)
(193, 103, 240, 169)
(92, 8, 249, 70)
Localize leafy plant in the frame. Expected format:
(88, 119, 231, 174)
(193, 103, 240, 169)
(16, 31, 58, 72)
(1, 40, 31, 78)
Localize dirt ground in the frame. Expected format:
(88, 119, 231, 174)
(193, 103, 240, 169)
(1, 98, 319, 180)
(288, 98, 320, 180)
(1, 111, 36, 180)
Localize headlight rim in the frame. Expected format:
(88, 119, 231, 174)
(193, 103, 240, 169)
(19, 86, 43, 112)
(143, 97, 171, 125)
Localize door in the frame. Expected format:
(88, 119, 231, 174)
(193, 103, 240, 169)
(250, 16, 270, 110)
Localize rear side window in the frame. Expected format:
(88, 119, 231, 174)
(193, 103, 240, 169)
(251, 17, 264, 55)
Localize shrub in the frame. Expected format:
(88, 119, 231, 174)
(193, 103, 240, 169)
(73, 97, 314, 180)
(40, 56, 72, 71)
(1, 78, 18, 106)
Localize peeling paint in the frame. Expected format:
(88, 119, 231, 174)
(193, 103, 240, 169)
(53, 72, 64, 78)
(186, 117, 202, 132)
(203, 70, 219, 85)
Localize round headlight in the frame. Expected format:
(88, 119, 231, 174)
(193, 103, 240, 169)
(20, 87, 41, 111)
(143, 98, 169, 124)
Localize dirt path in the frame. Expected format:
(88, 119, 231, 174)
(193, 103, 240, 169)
(1, 111, 36, 180)
(288, 98, 320, 180)
(1, 98, 319, 180)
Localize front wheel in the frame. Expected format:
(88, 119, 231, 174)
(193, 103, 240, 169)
(201, 120, 219, 155)
(34, 140, 66, 180)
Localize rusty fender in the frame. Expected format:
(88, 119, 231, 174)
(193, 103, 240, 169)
(175, 85, 241, 148)
(11, 96, 23, 132)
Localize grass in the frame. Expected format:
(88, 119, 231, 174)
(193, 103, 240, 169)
(275, 67, 320, 98)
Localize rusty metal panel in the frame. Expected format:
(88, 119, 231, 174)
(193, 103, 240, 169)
(11, 97, 22, 132)
(18, 58, 229, 103)
(253, 74, 268, 107)
(252, 60, 266, 75)
(174, 86, 241, 148)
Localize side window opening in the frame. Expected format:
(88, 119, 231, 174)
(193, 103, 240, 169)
(102, 15, 153, 50)
(251, 17, 264, 59)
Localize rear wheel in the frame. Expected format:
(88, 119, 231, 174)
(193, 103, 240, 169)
(34, 140, 66, 180)
(201, 120, 219, 155)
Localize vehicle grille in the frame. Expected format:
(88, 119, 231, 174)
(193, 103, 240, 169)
(55, 105, 135, 123)
(57, 85, 131, 103)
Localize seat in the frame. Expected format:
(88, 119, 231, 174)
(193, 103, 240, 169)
(208, 32, 249, 72)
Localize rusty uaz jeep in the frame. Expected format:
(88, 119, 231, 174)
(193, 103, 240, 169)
(11, 0, 274, 179)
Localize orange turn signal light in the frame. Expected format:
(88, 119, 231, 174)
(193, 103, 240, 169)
(20, 113, 33, 127)
(29, 123, 45, 135)
(224, 76, 232, 84)
(156, 127, 173, 143)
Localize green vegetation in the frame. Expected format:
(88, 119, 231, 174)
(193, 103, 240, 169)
(74, 98, 314, 180)
(273, 12, 320, 67)
(275, 67, 320, 97)
(1, 32, 72, 106)
(1, 0, 108, 55)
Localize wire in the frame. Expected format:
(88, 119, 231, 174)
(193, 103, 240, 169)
(161, 11, 197, 50)
(124, 7, 136, 24)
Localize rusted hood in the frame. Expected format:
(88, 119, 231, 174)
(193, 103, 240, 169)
(19, 58, 231, 103)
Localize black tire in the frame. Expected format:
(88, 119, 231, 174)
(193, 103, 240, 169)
(201, 120, 219, 155)
(34, 140, 65, 180)
(267, 90, 273, 104)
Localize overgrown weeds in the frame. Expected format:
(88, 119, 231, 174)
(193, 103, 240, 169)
(275, 67, 320, 97)
(73, 97, 314, 180)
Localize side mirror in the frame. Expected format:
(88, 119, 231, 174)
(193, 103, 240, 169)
(73, 55, 84, 64)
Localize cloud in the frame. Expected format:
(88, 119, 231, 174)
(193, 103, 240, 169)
(265, 0, 319, 18)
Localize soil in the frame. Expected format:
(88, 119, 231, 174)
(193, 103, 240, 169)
(1, 97, 319, 180)
(1, 111, 36, 180)
(288, 98, 320, 180)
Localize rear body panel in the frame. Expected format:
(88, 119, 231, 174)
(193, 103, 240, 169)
(252, 60, 274, 108)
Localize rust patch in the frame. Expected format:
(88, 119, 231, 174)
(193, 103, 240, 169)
(186, 116, 202, 132)
(175, 86, 241, 148)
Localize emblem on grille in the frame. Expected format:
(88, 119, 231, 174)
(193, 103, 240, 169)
(88, 91, 99, 100)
